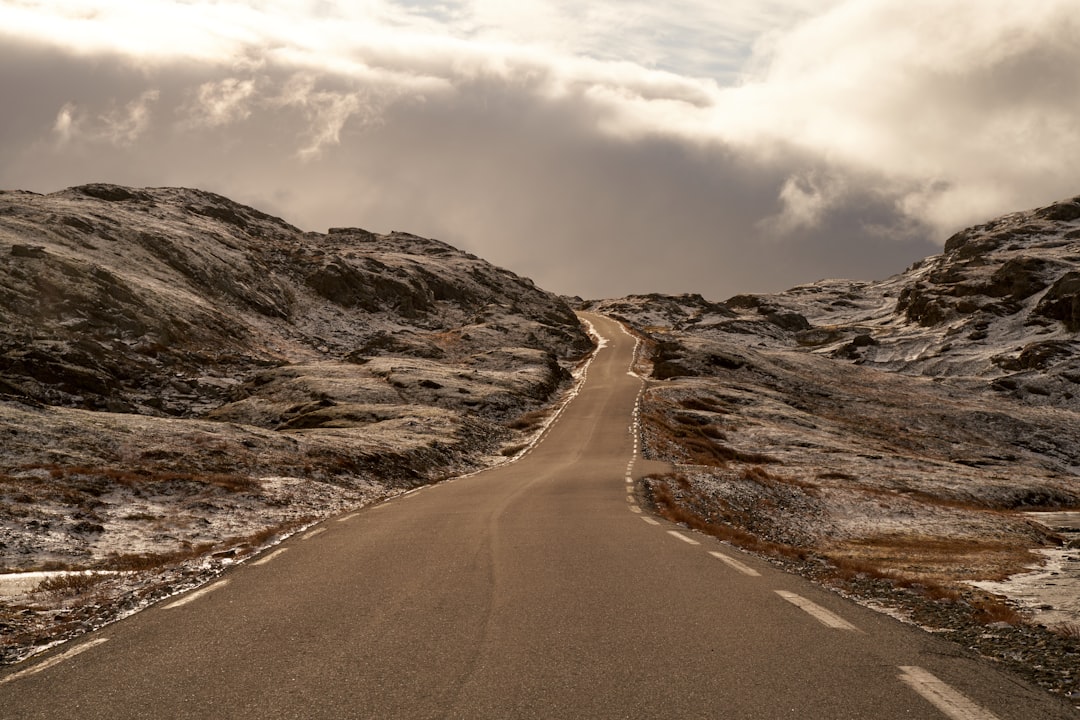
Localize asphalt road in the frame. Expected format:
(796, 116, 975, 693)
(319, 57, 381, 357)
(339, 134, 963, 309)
(1, 313, 1074, 719)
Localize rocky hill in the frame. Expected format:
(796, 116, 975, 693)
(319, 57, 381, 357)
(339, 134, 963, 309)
(589, 195, 1080, 700)
(0, 184, 591, 660)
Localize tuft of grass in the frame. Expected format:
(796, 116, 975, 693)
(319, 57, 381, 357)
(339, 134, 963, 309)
(1052, 622, 1080, 638)
(35, 572, 108, 598)
(507, 409, 550, 432)
(102, 545, 217, 572)
(501, 443, 529, 457)
(970, 597, 1024, 626)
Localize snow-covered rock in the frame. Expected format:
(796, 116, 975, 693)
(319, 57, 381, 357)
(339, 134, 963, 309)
(0, 184, 591, 579)
(587, 194, 1080, 641)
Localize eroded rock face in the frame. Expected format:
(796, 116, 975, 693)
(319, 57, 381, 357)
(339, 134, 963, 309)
(0, 185, 593, 664)
(0, 184, 590, 415)
(624, 193, 1080, 407)
(587, 190, 1080, 554)
(586, 195, 1080, 685)
(0, 182, 597, 603)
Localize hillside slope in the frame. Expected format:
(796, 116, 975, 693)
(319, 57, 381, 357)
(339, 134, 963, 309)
(0, 184, 591, 661)
(589, 195, 1080, 700)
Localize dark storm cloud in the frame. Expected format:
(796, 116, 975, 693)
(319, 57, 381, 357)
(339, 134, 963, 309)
(0, 41, 938, 300)
(1, 0, 1077, 300)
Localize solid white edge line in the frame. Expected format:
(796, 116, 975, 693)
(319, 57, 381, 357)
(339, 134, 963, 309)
(708, 550, 761, 577)
(336, 512, 360, 522)
(1, 638, 110, 684)
(897, 666, 1002, 720)
(302, 527, 326, 540)
(667, 530, 700, 545)
(164, 580, 229, 609)
(775, 590, 858, 631)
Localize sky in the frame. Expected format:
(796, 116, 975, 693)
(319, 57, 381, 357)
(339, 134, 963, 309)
(2, 1, 1079, 299)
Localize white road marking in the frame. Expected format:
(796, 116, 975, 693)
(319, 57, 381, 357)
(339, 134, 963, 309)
(252, 548, 288, 566)
(336, 513, 360, 522)
(626, 486, 634, 494)
(898, 666, 1002, 720)
(708, 550, 761, 577)
(0, 638, 109, 685)
(667, 530, 700, 545)
(629, 506, 642, 514)
(302, 527, 326, 540)
(164, 580, 229, 609)
(642, 517, 660, 526)
(775, 591, 858, 631)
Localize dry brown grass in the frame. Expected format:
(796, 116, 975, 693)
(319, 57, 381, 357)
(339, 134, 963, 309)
(646, 473, 1031, 627)
(97, 519, 309, 571)
(678, 397, 725, 413)
(817, 533, 1034, 626)
(20, 464, 261, 493)
(645, 409, 776, 467)
(1052, 622, 1080, 638)
(823, 534, 1038, 584)
(741, 465, 820, 495)
(646, 474, 806, 560)
(969, 596, 1025, 625)
(35, 572, 109, 598)
(507, 409, 550, 432)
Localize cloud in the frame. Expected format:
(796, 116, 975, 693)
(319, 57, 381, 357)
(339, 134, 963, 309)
(721, 0, 1080, 233)
(0, 0, 1078, 300)
(49, 89, 159, 147)
(182, 78, 257, 128)
(764, 171, 850, 235)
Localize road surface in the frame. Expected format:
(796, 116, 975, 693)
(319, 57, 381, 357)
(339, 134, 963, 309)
(1, 312, 1074, 719)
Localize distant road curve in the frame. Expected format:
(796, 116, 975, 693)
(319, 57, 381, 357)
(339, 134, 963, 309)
(1, 313, 1073, 719)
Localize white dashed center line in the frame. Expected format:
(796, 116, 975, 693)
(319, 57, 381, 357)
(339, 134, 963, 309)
(775, 590, 858, 631)
(898, 666, 1002, 720)
(708, 550, 761, 577)
(667, 530, 700, 545)
(336, 513, 360, 522)
(164, 580, 229, 609)
(302, 527, 326, 540)
(252, 548, 288, 566)
(642, 517, 660, 526)
(0, 638, 109, 685)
